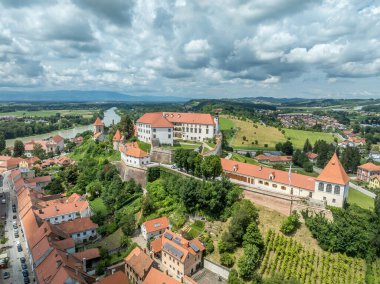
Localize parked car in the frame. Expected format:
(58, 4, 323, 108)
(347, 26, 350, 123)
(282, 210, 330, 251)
(3, 272, 10, 279)
(12, 207, 16, 213)
(24, 276, 30, 284)
(17, 243, 22, 252)
(22, 270, 29, 277)
(12, 215, 17, 219)
(21, 263, 27, 270)
(13, 224, 18, 229)
(20, 257, 26, 263)
(1, 199, 5, 204)
(14, 232, 19, 238)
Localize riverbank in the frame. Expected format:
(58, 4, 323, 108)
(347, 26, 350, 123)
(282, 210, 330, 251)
(5, 107, 120, 147)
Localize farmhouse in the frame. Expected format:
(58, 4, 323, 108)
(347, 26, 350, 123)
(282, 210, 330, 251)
(136, 112, 217, 145)
(221, 153, 349, 208)
(357, 162, 380, 182)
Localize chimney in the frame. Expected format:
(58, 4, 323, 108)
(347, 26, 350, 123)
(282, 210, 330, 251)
(82, 258, 87, 272)
(166, 270, 169, 275)
(143, 248, 147, 254)
(259, 166, 263, 171)
(66, 253, 69, 260)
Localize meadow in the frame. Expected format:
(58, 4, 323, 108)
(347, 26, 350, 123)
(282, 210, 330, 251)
(348, 188, 375, 210)
(0, 109, 97, 118)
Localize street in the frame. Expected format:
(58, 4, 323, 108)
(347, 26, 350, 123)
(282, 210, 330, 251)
(0, 172, 32, 284)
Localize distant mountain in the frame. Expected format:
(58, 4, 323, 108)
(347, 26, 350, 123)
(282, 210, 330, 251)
(0, 90, 189, 102)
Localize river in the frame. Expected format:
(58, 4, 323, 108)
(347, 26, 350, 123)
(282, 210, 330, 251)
(5, 107, 121, 147)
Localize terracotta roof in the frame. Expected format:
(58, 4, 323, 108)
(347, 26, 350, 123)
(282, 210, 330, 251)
(56, 217, 98, 234)
(221, 158, 315, 191)
(26, 175, 52, 184)
(120, 142, 149, 158)
(34, 200, 89, 220)
(143, 268, 181, 284)
(113, 129, 123, 141)
(316, 153, 350, 185)
(137, 112, 215, 127)
(53, 238, 76, 251)
(358, 162, 380, 172)
(97, 271, 130, 284)
(94, 117, 104, 126)
(307, 152, 318, 159)
(142, 216, 170, 234)
(73, 248, 100, 260)
(52, 135, 64, 143)
(255, 155, 292, 162)
(124, 247, 153, 278)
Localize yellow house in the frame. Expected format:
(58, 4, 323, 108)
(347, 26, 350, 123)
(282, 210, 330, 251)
(369, 175, 380, 189)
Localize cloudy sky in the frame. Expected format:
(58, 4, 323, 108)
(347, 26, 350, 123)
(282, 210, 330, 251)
(1, 0, 380, 99)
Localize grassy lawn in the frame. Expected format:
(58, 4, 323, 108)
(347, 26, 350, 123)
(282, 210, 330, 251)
(90, 197, 108, 216)
(186, 220, 205, 238)
(219, 117, 234, 131)
(230, 152, 260, 165)
(1, 109, 97, 118)
(283, 128, 339, 149)
(89, 228, 123, 252)
(225, 116, 286, 149)
(348, 188, 375, 210)
(137, 140, 151, 153)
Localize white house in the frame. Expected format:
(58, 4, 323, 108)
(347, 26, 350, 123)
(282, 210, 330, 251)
(141, 216, 170, 240)
(57, 217, 98, 244)
(136, 112, 217, 146)
(120, 142, 150, 168)
(222, 153, 350, 208)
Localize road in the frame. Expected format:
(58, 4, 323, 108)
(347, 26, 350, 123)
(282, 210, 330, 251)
(0, 172, 32, 284)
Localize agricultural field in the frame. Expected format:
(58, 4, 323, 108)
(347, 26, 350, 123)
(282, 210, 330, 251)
(223, 116, 286, 149)
(283, 129, 339, 149)
(0, 109, 97, 118)
(230, 152, 260, 165)
(348, 188, 375, 210)
(219, 117, 235, 131)
(259, 230, 367, 284)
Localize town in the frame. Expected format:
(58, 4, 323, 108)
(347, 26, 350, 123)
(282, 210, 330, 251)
(0, 99, 379, 284)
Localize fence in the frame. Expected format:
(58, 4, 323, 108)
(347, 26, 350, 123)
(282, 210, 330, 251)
(349, 182, 376, 199)
(203, 258, 230, 280)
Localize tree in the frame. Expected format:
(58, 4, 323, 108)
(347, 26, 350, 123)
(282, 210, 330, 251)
(340, 146, 361, 173)
(280, 212, 301, 235)
(220, 253, 235, 267)
(281, 141, 294, 155)
(147, 167, 160, 182)
(228, 269, 244, 284)
(238, 244, 261, 280)
(45, 176, 64, 194)
(119, 211, 136, 236)
(119, 115, 135, 140)
(13, 140, 24, 157)
(0, 133, 5, 153)
(32, 143, 46, 160)
(201, 155, 222, 179)
(242, 222, 264, 251)
(303, 138, 312, 153)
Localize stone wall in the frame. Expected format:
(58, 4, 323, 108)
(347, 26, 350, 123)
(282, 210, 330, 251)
(203, 258, 230, 280)
(150, 148, 173, 164)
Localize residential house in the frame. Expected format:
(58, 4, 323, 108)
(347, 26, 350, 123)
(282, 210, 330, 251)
(150, 230, 204, 280)
(369, 175, 380, 189)
(120, 142, 150, 168)
(221, 153, 350, 208)
(124, 247, 154, 284)
(143, 268, 181, 284)
(307, 152, 318, 163)
(57, 217, 98, 244)
(96, 271, 130, 284)
(24, 135, 65, 157)
(141, 216, 170, 240)
(136, 112, 217, 145)
(25, 175, 52, 191)
(93, 118, 105, 142)
(357, 162, 380, 182)
(0, 156, 24, 173)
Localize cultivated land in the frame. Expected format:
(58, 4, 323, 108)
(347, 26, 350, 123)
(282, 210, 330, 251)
(220, 115, 340, 150)
(0, 109, 97, 118)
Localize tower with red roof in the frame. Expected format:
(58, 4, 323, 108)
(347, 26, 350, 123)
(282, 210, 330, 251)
(93, 117, 105, 142)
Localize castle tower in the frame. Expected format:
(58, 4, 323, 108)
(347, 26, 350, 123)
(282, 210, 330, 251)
(112, 129, 124, 150)
(93, 118, 105, 141)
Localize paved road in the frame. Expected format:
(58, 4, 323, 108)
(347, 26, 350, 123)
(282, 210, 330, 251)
(0, 172, 32, 284)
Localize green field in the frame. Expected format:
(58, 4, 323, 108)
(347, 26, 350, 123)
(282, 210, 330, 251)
(283, 129, 338, 149)
(348, 188, 375, 210)
(0, 109, 97, 118)
(230, 152, 260, 165)
(219, 117, 235, 131)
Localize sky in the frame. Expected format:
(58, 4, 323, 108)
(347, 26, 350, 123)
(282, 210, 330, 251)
(0, 0, 380, 99)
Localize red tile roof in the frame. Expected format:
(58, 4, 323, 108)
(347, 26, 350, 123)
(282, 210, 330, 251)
(255, 155, 292, 162)
(52, 135, 64, 143)
(93, 117, 104, 126)
(96, 271, 130, 284)
(26, 175, 52, 184)
(137, 112, 215, 127)
(113, 129, 123, 141)
(124, 247, 153, 278)
(120, 142, 149, 158)
(142, 216, 170, 234)
(56, 217, 98, 234)
(221, 158, 315, 191)
(316, 153, 350, 185)
(73, 248, 100, 260)
(307, 152, 318, 159)
(143, 268, 181, 284)
(358, 162, 380, 172)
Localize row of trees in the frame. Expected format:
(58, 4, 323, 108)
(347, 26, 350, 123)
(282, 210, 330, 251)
(173, 149, 222, 179)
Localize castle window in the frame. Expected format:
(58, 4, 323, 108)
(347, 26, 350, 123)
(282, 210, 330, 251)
(334, 186, 340, 195)
(326, 184, 332, 193)
(332, 199, 336, 203)
(272, 184, 277, 188)
(318, 183, 324, 191)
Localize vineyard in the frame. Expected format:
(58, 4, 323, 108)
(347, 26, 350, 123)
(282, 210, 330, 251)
(259, 230, 367, 284)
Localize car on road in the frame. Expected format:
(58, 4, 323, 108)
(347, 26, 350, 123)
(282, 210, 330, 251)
(20, 257, 26, 263)
(3, 271, 10, 279)
(15, 232, 19, 238)
(12, 207, 16, 213)
(21, 263, 27, 270)
(13, 223, 18, 229)
(17, 243, 22, 252)
(24, 276, 30, 284)
(22, 270, 29, 277)
(13, 215, 17, 219)
(171, 164, 177, 169)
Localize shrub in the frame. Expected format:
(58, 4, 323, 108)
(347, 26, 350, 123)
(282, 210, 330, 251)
(220, 253, 235, 267)
(280, 212, 301, 235)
